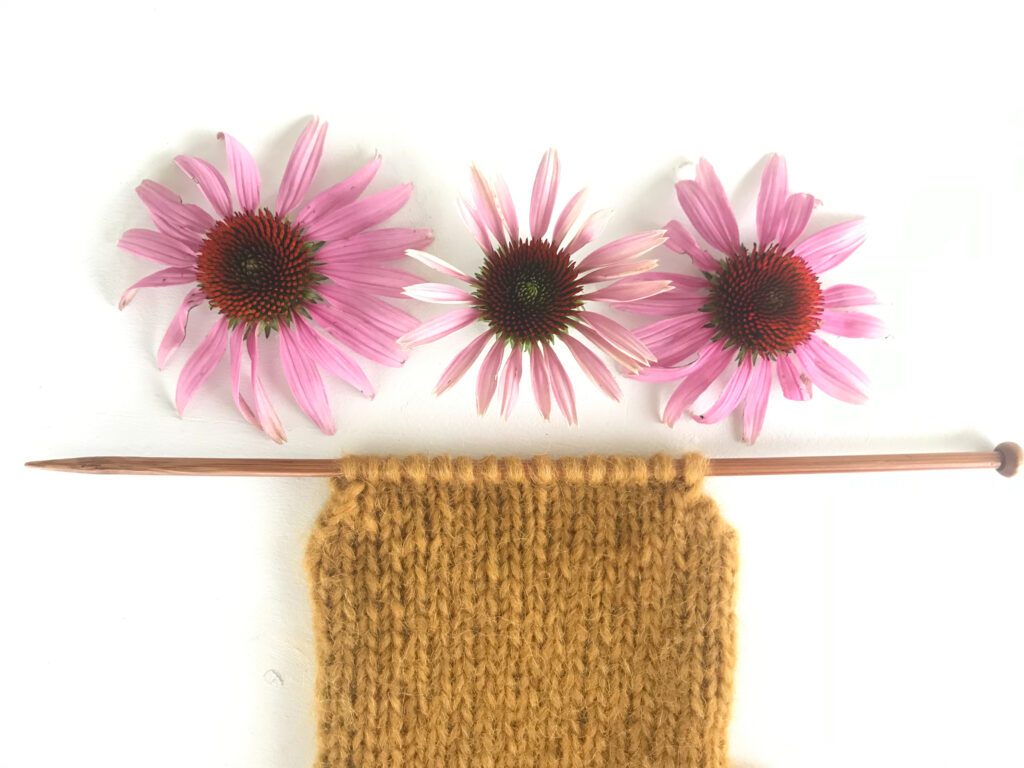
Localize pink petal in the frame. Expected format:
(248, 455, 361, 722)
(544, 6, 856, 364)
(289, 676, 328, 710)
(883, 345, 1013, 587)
(806, 335, 869, 385)
(499, 344, 523, 419)
(175, 316, 228, 415)
(293, 316, 374, 397)
(576, 311, 655, 364)
(794, 340, 866, 404)
(118, 229, 196, 267)
(136, 181, 213, 249)
(756, 154, 788, 246)
(552, 188, 587, 249)
(633, 312, 708, 348)
(321, 265, 420, 297)
(119, 267, 197, 310)
(278, 323, 335, 434)
(572, 323, 648, 373)
(405, 249, 474, 283)
(529, 149, 559, 240)
(776, 353, 812, 401)
(246, 334, 287, 443)
(277, 117, 328, 216)
(663, 341, 732, 426)
(631, 365, 692, 383)
(314, 292, 417, 336)
(695, 158, 741, 251)
(820, 309, 885, 338)
(742, 356, 772, 443)
(823, 283, 877, 309)
(494, 175, 519, 242)
(217, 132, 261, 211)
(575, 230, 667, 274)
(157, 288, 205, 369)
(174, 155, 232, 218)
(529, 346, 551, 419)
(563, 208, 612, 256)
(469, 165, 506, 245)
(311, 303, 408, 367)
(584, 279, 672, 303)
(476, 338, 505, 414)
(398, 308, 483, 347)
(434, 330, 493, 395)
(577, 260, 659, 284)
(457, 196, 492, 253)
(305, 184, 413, 241)
(542, 344, 577, 425)
(403, 282, 475, 304)
(793, 219, 866, 274)
(318, 227, 432, 262)
(776, 193, 817, 249)
(561, 335, 621, 400)
(228, 324, 258, 426)
(695, 355, 753, 424)
(614, 290, 707, 318)
(296, 154, 381, 228)
(665, 219, 721, 273)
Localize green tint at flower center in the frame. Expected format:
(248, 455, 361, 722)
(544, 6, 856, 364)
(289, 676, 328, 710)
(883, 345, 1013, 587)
(472, 238, 583, 346)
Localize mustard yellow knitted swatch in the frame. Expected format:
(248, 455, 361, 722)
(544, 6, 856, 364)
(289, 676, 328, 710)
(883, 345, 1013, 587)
(306, 455, 738, 768)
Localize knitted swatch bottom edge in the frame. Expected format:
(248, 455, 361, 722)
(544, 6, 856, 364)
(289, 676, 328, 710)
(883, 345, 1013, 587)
(306, 454, 738, 768)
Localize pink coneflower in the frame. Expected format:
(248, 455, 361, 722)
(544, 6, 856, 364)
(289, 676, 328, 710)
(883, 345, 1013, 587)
(621, 155, 883, 442)
(398, 150, 668, 423)
(119, 118, 430, 441)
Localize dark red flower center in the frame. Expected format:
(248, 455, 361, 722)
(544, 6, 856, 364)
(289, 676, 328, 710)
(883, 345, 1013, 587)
(704, 244, 823, 357)
(196, 209, 323, 328)
(472, 239, 583, 345)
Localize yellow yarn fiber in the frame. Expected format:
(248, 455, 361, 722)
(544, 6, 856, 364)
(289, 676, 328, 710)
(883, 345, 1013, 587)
(306, 455, 738, 767)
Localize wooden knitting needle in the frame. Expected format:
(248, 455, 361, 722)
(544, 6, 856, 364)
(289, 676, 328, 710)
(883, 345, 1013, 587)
(23, 442, 1022, 478)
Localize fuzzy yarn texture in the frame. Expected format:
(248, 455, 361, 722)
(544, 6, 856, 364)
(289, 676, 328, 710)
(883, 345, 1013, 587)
(306, 454, 738, 768)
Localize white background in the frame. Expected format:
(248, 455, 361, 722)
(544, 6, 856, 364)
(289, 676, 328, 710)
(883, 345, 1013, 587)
(2, 1, 1022, 765)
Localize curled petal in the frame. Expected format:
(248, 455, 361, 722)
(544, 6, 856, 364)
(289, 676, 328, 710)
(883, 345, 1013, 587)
(562, 335, 621, 401)
(457, 196, 492, 253)
(217, 132, 261, 211)
(435, 330, 493, 395)
(310, 302, 408, 367)
(757, 154, 789, 245)
(119, 267, 197, 310)
(695, 355, 753, 424)
(405, 248, 474, 283)
(542, 344, 577, 425)
(823, 283, 877, 309)
(663, 341, 732, 427)
(157, 288, 205, 369)
(476, 339, 505, 414)
(665, 219, 720, 273)
(529, 346, 551, 419)
(820, 309, 885, 338)
(228, 325, 258, 426)
(398, 308, 482, 347)
(563, 208, 612, 256)
(118, 229, 196, 267)
(794, 340, 866, 404)
(247, 334, 286, 443)
(578, 260, 659, 284)
(321, 264, 420, 297)
(293, 316, 374, 398)
(552, 188, 587, 249)
(695, 158, 741, 251)
(296, 154, 381, 228)
(576, 311, 655, 363)
(630, 365, 692, 383)
(529, 149, 559, 240)
(277, 117, 328, 216)
(584, 279, 672, 303)
(403, 282, 475, 304)
(499, 344, 523, 419)
(742, 357, 772, 443)
(776, 193, 818, 249)
(776, 353, 812, 401)
(175, 155, 232, 218)
(794, 219, 866, 274)
(175, 317, 228, 415)
(575, 230, 667, 274)
(278, 323, 335, 434)
(136, 181, 213, 248)
(319, 227, 432, 262)
(573, 323, 648, 373)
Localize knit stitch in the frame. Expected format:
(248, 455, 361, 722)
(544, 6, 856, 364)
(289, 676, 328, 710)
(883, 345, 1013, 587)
(306, 455, 738, 767)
